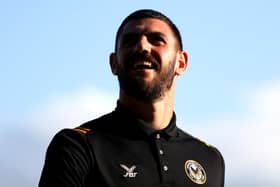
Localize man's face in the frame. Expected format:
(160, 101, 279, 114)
(113, 18, 181, 102)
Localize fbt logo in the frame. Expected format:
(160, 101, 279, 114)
(120, 164, 138, 178)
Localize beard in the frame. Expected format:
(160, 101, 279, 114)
(116, 52, 176, 102)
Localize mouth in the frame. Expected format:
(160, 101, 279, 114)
(133, 61, 159, 70)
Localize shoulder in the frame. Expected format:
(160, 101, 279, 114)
(78, 111, 116, 132)
(49, 111, 117, 145)
(47, 112, 113, 150)
(177, 128, 212, 146)
(47, 128, 91, 154)
(177, 128, 224, 160)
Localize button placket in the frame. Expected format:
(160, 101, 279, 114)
(156, 133, 161, 139)
(154, 133, 169, 174)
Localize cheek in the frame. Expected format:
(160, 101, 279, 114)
(160, 50, 177, 64)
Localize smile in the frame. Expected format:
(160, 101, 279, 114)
(133, 61, 158, 70)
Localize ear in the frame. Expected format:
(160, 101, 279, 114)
(175, 50, 188, 75)
(109, 53, 118, 75)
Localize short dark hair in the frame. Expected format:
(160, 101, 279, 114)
(115, 9, 183, 51)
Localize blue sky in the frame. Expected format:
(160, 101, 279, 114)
(1, 0, 280, 186)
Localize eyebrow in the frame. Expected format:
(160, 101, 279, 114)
(147, 32, 167, 39)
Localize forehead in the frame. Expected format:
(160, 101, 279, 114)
(119, 18, 175, 37)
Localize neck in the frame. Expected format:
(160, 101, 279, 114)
(119, 90, 174, 130)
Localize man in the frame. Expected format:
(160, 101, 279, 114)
(39, 9, 225, 187)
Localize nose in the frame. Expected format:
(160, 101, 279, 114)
(134, 35, 152, 53)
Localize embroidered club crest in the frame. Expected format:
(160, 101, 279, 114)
(184, 160, 207, 184)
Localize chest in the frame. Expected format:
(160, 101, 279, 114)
(87, 133, 222, 187)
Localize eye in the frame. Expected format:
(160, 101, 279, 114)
(120, 33, 140, 48)
(148, 33, 166, 46)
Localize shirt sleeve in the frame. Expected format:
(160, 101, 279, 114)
(39, 129, 93, 187)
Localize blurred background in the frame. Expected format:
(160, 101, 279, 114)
(1, 0, 279, 186)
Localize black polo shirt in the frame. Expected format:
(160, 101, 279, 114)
(39, 103, 225, 187)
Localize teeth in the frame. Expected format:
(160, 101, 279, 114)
(143, 61, 152, 67)
(134, 61, 152, 68)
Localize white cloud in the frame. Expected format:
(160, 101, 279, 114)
(27, 87, 117, 137)
(185, 81, 280, 186)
